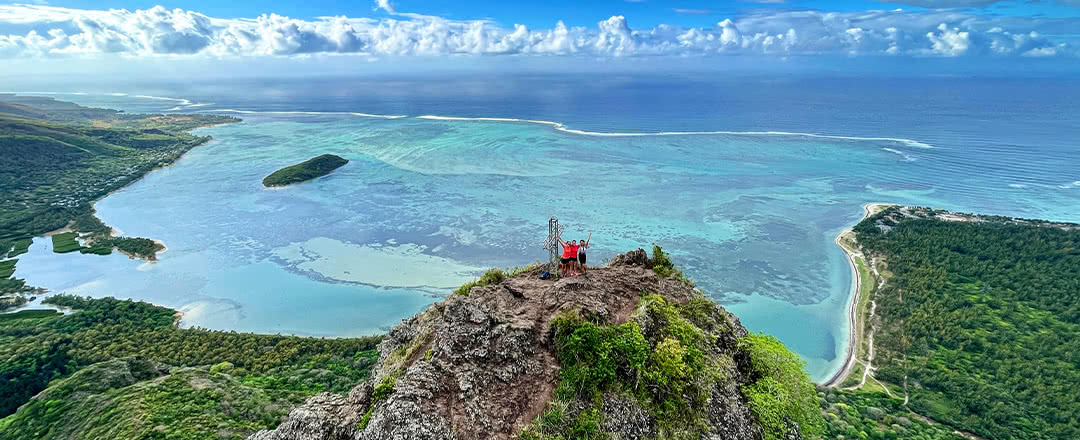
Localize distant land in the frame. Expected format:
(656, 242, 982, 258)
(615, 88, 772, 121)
(262, 154, 348, 187)
(0, 95, 237, 301)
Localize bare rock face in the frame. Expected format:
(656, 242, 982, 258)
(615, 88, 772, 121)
(250, 250, 767, 440)
(249, 386, 370, 440)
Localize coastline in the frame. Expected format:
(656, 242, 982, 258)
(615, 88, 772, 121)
(821, 202, 891, 387)
(82, 125, 232, 261)
(7, 116, 234, 301)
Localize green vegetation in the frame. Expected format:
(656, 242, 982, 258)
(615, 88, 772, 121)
(0, 260, 15, 279)
(524, 294, 822, 439)
(50, 231, 81, 253)
(112, 237, 161, 258)
(0, 95, 235, 295)
(0, 357, 312, 440)
(1, 239, 31, 258)
(822, 390, 969, 440)
(850, 207, 1080, 439)
(740, 334, 825, 440)
(454, 268, 508, 295)
(359, 376, 397, 431)
(0, 295, 381, 439)
(262, 154, 349, 187)
(650, 245, 695, 287)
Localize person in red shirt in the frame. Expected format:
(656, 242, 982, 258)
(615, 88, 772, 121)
(559, 238, 579, 276)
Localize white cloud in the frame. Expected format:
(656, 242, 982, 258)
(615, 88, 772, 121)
(374, 0, 396, 14)
(0, 4, 1074, 59)
(674, 9, 713, 15)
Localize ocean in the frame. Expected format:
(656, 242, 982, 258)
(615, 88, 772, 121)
(9, 73, 1080, 382)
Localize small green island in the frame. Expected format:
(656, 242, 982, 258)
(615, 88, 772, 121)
(262, 154, 349, 187)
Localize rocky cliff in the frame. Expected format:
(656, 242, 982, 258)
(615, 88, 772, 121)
(250, 249, 822, 440)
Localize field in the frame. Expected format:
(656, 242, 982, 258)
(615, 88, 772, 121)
(50, 232, 81, 253)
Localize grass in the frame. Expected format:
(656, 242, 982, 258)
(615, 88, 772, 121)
(452, 262, 545, 296)
(851, 254, 875, 371)
(7, 239, 31, 258)
(0, 259, 15, 279)
(453, 268, 507, 296)
(50, 232, 81, 253)
(79, 244, 113, 255)
(838, 363, 865, 389)
(0, 309, 58, 322)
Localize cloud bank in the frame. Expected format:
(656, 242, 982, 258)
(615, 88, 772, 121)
(0, 4, 1075, 59)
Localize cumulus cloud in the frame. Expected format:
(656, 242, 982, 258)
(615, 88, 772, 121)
(373, 0, 396, 14)
(0, 4, 1074, 59)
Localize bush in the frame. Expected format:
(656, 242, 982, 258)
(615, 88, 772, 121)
(210, 361, 234, 375)
(740, 334, 825, 440)
(649, 245, 694, 288)
(453, 268, 507, 296)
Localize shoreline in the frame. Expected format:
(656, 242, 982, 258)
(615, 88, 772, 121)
(11, 117, 234, 293)
(821, 202, 891, 387)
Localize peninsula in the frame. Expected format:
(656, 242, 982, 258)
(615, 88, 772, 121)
(0, 95, 237, 300)
(262, 154, 348, 187)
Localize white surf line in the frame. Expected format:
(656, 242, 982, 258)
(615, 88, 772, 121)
(882, 147, 917, 161)
(416, 115, 936, 149)
(133, 94, 193, 106)
(209, 109, 408, 119)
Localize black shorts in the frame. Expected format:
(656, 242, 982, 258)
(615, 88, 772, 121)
(578, 254, 587, 264)
(561, 258, 572, 264)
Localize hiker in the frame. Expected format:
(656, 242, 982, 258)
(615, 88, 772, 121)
(577, 233, 592, 274)
(558, 237, 578, 276)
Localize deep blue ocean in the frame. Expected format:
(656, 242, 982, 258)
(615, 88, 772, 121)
(9, 74, 1080, 381)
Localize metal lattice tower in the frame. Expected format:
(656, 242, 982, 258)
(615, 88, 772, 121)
(544, 216, 565, 273)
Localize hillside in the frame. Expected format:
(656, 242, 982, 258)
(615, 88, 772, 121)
(0, 297, 382, 440)
(841, 206, 1080, 440)
(252, 247, 823, 440)
(262, 154, 349, 187)
(0, 95, 237, 298)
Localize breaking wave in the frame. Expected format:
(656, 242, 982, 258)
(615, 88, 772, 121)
(416, 115, 936, 149)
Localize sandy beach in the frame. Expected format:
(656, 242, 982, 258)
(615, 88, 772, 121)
(821, 203, 891, 387)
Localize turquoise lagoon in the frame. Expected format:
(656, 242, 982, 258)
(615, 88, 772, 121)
(11, 85, 1080, 382)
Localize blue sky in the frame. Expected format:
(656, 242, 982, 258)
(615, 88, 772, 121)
(33, 0, 1080, 25)
(0, 0, 1078, 72)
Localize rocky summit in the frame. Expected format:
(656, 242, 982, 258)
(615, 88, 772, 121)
(250, 248, 821, 440)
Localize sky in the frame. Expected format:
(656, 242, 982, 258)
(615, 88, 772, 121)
(1, 0, 1078, 77)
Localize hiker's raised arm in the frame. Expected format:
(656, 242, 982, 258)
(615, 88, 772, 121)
(585, 232, 592, 246)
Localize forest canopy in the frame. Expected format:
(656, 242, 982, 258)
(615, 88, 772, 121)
(262, 154, 349, 187)
(852, 207, 1080, 440)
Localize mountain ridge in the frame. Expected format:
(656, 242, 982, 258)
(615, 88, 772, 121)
(251, 248, 822, 440)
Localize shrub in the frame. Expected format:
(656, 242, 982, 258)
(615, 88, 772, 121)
(359, 376, 397, 431)
(209, 361, 234, 375)
(739, 334, 825, 440)
(650, 245, 695, 288)
(552, 310, 649, 400)
(453, 268, 507, 296)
